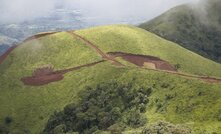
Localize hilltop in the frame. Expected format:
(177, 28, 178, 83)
(139, 0, 221, 63)
(0, 25, 221, 134)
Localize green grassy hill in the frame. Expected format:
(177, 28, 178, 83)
(0, 25, 221, 134)
(139, 0, 221, 63)
(75, 25, 221, 77)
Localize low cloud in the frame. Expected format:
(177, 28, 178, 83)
(0, 0, 59, 24)
(0, 0, 199, 24)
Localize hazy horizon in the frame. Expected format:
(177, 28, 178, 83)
(0, 0, 199, 25)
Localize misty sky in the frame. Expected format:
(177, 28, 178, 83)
(0, 0, 199, 24)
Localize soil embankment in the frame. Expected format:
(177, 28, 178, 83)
(108, 52, 176, 71)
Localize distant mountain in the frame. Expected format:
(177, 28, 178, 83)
(0, 34, 18, 55)
(0, 7, 147, 56)
(0, 45, 10, 55)
(0, 8, 87, 56)
(139, 0, 221, 62)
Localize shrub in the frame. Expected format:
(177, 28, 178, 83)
(160, 83, 170, 88)
(108, 123, 125, 134)
(4, 116, 12, 125)
(215, 109, 221, 121)
(44, 81, 152, 134)
(175, 64, 181, 70)
(165, 93, 176, 101)
(141, 121, 192, 134)
(125, 109, 147, 128)
(0, 124, 9, 134)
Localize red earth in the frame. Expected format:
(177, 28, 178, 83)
(21, 60, 105, 86)
(67, 31, 123, 66)
(107, 52, 177, 71)
(1, 31, 221, 86)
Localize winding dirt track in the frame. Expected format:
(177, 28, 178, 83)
(1, 30, 221, 86)
(141, 67, 221, 83)
(54, 60, 105, 74)
(67, 31, 123, 66)
(107, 52, 221, 83)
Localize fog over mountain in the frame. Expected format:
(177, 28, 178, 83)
(0, 0, 199, 24)
(0, 0, 199, 55)
(139, 0, 221, 62)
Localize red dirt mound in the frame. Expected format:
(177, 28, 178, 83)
(21, 60, 105, 86)
(0, 46, 17, 65)
(107, 52, 177, 71)
(21, 74, 64, 86)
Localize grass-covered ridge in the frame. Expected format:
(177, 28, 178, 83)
(0, 25, 221, 134)
(75, 25, 221, 77)
(139, 0, 221, 63)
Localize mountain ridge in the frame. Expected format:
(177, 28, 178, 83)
(139, 0, 221, 62)
(0, 25, 221, 133)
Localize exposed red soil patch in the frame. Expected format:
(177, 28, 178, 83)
(0, 46, 17, 65)
(23, 31, 59, 42)
(21, 73, 64, 86)
(107, 52, 177, 71)
(67, 31, 123, 67)
(1, 30, 220, 86)
(21, 60, 105, 86)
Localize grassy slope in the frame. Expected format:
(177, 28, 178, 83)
(0, 25, 221, 133)
(139, 0, 221, 63)
(75, 25, 221, 77)
(0, 32, 102, 133)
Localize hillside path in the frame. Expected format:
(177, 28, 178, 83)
(141, 67, 221, 83)
(0, 31, 221, 85)
(66, 31, 123, 66)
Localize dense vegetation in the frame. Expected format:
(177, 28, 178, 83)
(139, 0, 221, 63)
(44, 81, 152, 134)
(0, 25, 221, 133)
